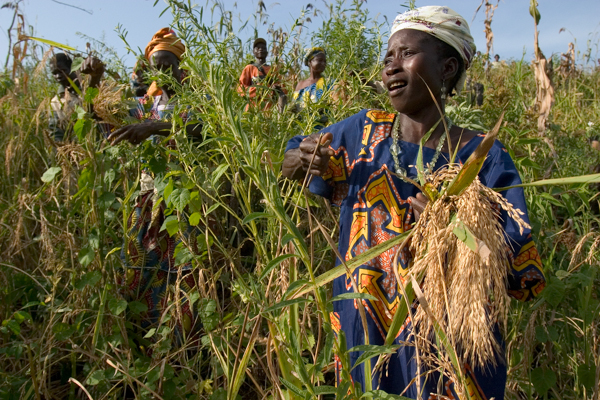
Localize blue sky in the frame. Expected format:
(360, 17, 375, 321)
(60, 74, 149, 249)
(1, 0, 599, 70)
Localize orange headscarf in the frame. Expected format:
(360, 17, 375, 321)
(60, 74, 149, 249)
(144, 28, 186, 96)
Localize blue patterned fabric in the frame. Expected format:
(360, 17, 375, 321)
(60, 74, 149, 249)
(286, 109, 546, 399)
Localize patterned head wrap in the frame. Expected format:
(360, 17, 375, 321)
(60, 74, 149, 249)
(144, 28, 186, 61)
(304, 47, 326, 67)
(390, 6, 475, 94)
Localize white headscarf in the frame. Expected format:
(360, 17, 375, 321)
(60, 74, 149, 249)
(390, 6, 476, 94)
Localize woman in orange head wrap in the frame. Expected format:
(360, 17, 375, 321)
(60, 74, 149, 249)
(108, 28, 202, 340)
(144, 28, 186, 96)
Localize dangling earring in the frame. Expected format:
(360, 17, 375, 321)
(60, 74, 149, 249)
(440, 79, 447, 100)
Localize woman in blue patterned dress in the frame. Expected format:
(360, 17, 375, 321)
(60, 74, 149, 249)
(282, 6, 545, 399)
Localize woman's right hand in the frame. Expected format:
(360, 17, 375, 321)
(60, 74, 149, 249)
(298, 132, 334, 176)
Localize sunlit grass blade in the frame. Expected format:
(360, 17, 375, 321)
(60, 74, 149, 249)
(494, 173, 600, 191)
(445, 111, 504, 196)
(287, 230, 413, 299)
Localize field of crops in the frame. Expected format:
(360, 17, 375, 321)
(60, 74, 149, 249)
(0, 1, 599, 399)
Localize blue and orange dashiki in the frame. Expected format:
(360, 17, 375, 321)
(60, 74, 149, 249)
(285, 109, 546, 399)
(119, 95, 201, 339)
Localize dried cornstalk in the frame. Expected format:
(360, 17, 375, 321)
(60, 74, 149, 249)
(409, 165, 529, 371)
(530, 0, 554, 136)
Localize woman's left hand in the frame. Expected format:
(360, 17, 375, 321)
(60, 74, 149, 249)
(409, 192, 429, 222)
(108, 123, 153, 145)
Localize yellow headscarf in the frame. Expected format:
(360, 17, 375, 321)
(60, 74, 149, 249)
(390, 6, 475, 94)
(144, 28, 186, 96)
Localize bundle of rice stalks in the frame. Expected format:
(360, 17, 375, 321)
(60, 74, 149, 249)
(93, 80, 132, 127)
(394, 113, 532, 396)
(409, 164, 528, 370)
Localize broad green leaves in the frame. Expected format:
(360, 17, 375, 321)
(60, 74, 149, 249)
(41, 166, 62, 183)
(531, 367, 556, 396)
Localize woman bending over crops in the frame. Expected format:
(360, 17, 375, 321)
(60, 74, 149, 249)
(108, 28, 202, 340)
(282, 6, 545, 399)
(291, 47, 335, 129)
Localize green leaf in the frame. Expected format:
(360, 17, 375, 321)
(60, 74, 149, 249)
(163, 178, 174, 203)
(199, 299, 219, 331)
(128, 301, 148, 314)
(189, 212, 202, 226)
(25, 36, 77, 51)
(144, 328, 156, 338)
(147, 366, 161, 384)
(280, 377, 305, 397)
(495, 173, 600, 192)
(531, 367, 556, 396)
(86, 370, 106, 386)
(74, 270, 101, 290)
(242, 212, 271, 225)
(350, 344, 400, 371)
(446, 112, 504, 196)
(211, 164, 229, 186)
(362, 391, 413, 400)
(263, 298, 310, 313)
(451, 216, 490, 261)
(313, 385, 337, 395)
(578, 364, 596, 391)
(108, 297, 127, 316)
(78, 246, 95, 268)
(41, 166, 62, 183)
(13, 311, 31, 324)
(542, 276, 565, 309)
(84, 87, 99, 103)
(259, 254, 299, 280)
(98, 192, 116, 210)
(170, 188, 190, 212)
(53, 322, 76, 341)
(289, 230, 412, 299)
(74, 118, 93, 142)
(3, 319, 21, 335)
(535, 326, 548, 342)
(331, 292, 379, 302)
(70, 56, 84, 73)
(160, 215, 179, 236)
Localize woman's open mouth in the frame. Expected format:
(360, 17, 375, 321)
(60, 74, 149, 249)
(388, 80, 407, 96)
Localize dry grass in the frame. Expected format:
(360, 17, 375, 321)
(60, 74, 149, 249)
(93, 80, 131, 127)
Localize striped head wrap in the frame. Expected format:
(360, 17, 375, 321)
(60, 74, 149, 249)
(390, 6, 475, 94)
(304, 46, 326, 67)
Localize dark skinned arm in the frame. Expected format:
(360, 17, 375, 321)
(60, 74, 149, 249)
(108, 121, 202, 146)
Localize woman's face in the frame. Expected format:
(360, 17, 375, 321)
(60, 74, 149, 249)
(51, 59, 74, 88)
(382, 29, 449, 115)
(309, 53, 327, 74)
(150, 50, 181, 83)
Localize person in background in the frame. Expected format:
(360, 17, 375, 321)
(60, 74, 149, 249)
(48, 52, 108, 141)
(291, 47, 334, 129)
(282, 6, 545, 399)
(491, 53, 502, 69)
(238, 37, 286, 111)
(108, 28, 203, 340)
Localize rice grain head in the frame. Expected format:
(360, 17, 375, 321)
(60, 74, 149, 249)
(409, 164, 529, 371)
